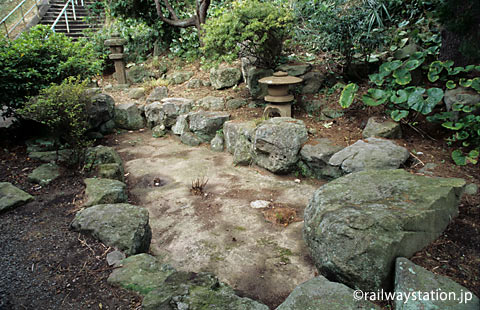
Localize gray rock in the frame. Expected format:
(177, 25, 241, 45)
(362, 117, 402, 139)
(97, 163, 124, 182)
(276, 276, 381, 310)
(180, 132, 202, 146)
(464, 183, 478, 196)
(250, 200, 270, 209)
(87, 94, 115, 130)
(240, 56, 256, 83)
(444, 87, 480, 118)
(84, 178, 127, 207)
(144, 98, 192, 128)
(226, 98, 248, 110)
(210, 133, 224, 152)
(247, 68, 274, 99)
(418, 162, 437, 176)
(223, 121, 257, 154)
(202, 80, 211, 87)
(395, 257, 479, 310)
(186, 78, 202, 89)
(106, 250, 126, 267)
(127, 65, 155, 83)
(253, 117, 308, 173)
(210, 67, 242, 90)
(189, 111, 230, 142)
(108, 254, 269, 310)
(167, 71, 193, 84)
(85, 146, 123, 171)
(196, 96, 225, 111)
(108, 254, 176, 294)
(394, 43, 419, 60)
(233, 135, 254, 166)
(172, 114, 189, 136)
(28, 149, 75, 165)
(0, 182, 34, 212)
(128, 87, 145, 100)
(28, 163, 61, 186)
(99, 119, 116, 134)
(299, 139, 344, 180)
(26, 137, 58, 152)
(276, 64, 312, 77)
(303, 169, 466, 291)
(146, 86, 168, 103)
(114, 103, 145, 130)
(71, 203, 151, 255)
(152, 124, 167, 138)
(329, 137, 410, 173)
(320, 107, 344, 119)
(300, 71, 325, 94)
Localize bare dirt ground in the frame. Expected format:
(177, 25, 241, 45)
(0, 61, 478, 310)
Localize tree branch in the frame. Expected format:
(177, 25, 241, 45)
(162, 0, 178, 20)
(153, 0, 197, 28)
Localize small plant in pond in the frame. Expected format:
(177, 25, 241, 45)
(191, 177, 209, 196)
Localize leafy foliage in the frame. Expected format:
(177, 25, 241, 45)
(202, 0, 293, 68)
(18, 78, 93, 165)
(0, 25, 102, 117)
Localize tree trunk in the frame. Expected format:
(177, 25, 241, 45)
(153, 0, 210, 31)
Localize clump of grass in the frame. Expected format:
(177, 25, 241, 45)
(190, 177, 208, 195)
(141, 78, 170, 93)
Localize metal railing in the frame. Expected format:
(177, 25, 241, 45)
(50, 0, 77, 33)
(0, 0, 44, 39)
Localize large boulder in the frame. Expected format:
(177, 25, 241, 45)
(247, 68, 273, 99)
(114, 103, 145, 130)
(303, 169, 466, 292)
(189, 111, 230, 142)
(362, 117, 402, 139)
(127, 65, 156, 83)
(0, 182, 33, 212)
(298, 138, 343, 180)
(84, 178, 127, 207)
(108, 254, 269, 310)
(253, 117, 308, 173)
(144, 98, 193, 128)
(276, 276, 381, 310)
(329, 137, 410, 174)
(71, 203, 151, 255)
(97, 163, 124, 182)
(87, 94, 115, 130)
(395, 258, 479, 310)
(128, 87, 145, 100)
(180, 132, 202, 146)
(28, 163, 61, 186)
(210, 67, 242, 90)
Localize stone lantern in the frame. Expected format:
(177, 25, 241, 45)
(258, 71, 303, 118)
(104, 33, 127, 85)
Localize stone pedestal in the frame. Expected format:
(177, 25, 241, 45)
(104, 34, 127, 85)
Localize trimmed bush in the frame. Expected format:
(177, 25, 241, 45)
(0, 25, 102, 117)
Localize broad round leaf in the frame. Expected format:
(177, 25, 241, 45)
(339, 83, 359, 109)
(393, 68, 412, 85)
(451, 150, 467, 166)
(404, 59, 421, 71)
(391, 110, 409, 121)
(390, 89, 408, 103)
(446, 80, 456, 89)
(459, 78, 472, 88)
(426, 87, 444, 105)
(442, 121, 464, 130)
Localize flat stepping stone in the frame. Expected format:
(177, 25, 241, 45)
(303, 169, 465, 292)
(362, 116, 402, 139)
(276, 276, 381, 310)
(28, 163, 60, 186)
(0, 182, 34, 212)
(107, 253, 269, 310)
(395, 257, 479, 310)
(84, 178, 127, 207)
(71, 203, 151, 255)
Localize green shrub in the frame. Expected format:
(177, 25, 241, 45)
(18, 78, 92, 164)
(202, 0, 294, 68)
(292, 0, 390, 70)
(0, 25, 102, 117)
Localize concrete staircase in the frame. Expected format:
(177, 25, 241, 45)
(39, 0, 103, 40)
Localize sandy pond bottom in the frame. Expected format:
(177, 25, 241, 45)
(115, 131, 322, 307)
